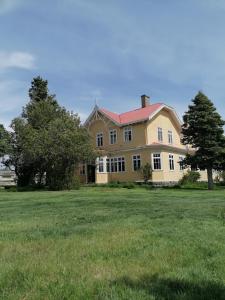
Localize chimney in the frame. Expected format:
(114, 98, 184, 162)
(141, 94, 150, 108)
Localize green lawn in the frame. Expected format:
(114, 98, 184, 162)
(1, 188, 225, 299)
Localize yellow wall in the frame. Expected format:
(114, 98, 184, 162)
(147, 108, 184, 149)
(88, 115, 147, 152)
(95, 148, 188, 183)
(81, 108, 207, 184)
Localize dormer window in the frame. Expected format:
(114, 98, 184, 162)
(168, 130, 173, 144)
(109, 129, 117, 144)
(124, 127, 132, 142)
(158, 127, 163, 142)
(96, 132, 103, 147)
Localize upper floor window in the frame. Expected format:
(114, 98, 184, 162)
(133, 155, 141, 171)
(168, 130, 173, 144)
(96, 132, 103, 147)
(158, 127, 163, 142)
(169, 154, 174, 170)
(109, 129, 117, 144)
(124, 127, 132, 142)
(153, 153, 161, 170)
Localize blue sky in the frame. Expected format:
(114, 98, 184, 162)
(1, 0, 225, 127)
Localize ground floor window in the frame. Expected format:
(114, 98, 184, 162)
(80, 164, 86, 175)
(169, 154, 174, 170)
(106, 157, 125, 172)
(153, 153, 161, 170)
(98, 157, 104, 173)
(133, 155, 141, 171)
(179, 156, 185, 170)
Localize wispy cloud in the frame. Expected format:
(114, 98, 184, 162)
(0, 0, 25, 14)
(0, 51, 35, 71)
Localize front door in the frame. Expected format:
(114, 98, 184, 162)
(87, 165, 96, 183)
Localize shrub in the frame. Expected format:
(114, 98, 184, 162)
(179, 170, 201, 186)
(140, 163, 152, 183)
(122, 182, 136, 189)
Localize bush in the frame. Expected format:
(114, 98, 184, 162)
(72, 176, 80, 190)
(122, 182, 136, 189)
(140, 163, 152, 183)
(179, 170, 201, 186)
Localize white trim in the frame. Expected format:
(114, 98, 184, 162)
(84, 103, 182, 129)
(96, 132, 103, 147)
(157, 127, 163, 142)
(168, 153, 175, 171)
(152, 152, 163, 171)
(168, 130, 173, 145)
(109, 128, 117, 145)
(123, 126, 133, 143)
(132, 154, 141, 171)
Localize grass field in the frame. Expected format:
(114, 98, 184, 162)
(1, 187, 225, 299)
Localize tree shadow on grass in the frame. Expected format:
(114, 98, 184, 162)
(112, 274, 225, 300)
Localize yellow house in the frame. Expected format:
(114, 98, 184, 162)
(79, 95, 206, 185)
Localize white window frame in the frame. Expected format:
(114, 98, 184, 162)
(96, 132, 103, 147)
(132, 154, 141, 171)
(96, 156, 107, 173)
(152, 153, 162, 170)
(124, 127, 132, 142)
(169, 154, 175, 171)
(109, 129, 117, 145)
(168, 130, 173, 144)
(107, 157, 125, 173)
(179, 156, 185, 171)
(158, 127, 163, 142)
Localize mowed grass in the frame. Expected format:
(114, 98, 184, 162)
(1, 188, 225, 299)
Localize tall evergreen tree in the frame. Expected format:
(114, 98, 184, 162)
(10, 76, 95, 189)
(0, 124, 10, 157)
(182, 92, 225, 190)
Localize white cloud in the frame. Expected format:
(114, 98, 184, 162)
(0, 51, 35, 70)
(0, 80, 28, 128)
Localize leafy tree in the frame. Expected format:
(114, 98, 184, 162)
(182, 92, 225, 190)
(10, 76, 95, 189)
(0, 124, 10, 157)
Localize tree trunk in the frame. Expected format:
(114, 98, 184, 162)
(207, 167, 214, 190)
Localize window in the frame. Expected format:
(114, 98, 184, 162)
(80, 164, 86, 175)
(107, 157, 125, 172)
(168, 130, 173, 144)
(179, 156, 185, 170)
(133, 155, 141, 171)
(124, 127, 132, 142)
(153, 153, 161, 170)
(96, 132, 103, 147)
(169, 154, 174, 170)
(98, 157, 104, 173)
(109, 129, 117, 144)
(158, 127, 163, 142)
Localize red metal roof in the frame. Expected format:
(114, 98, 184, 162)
(100, 103, 163, 125)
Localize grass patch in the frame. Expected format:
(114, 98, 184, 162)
(0, 188, 225, 299)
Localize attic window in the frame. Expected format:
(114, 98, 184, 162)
(96, 132, 103, 147)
